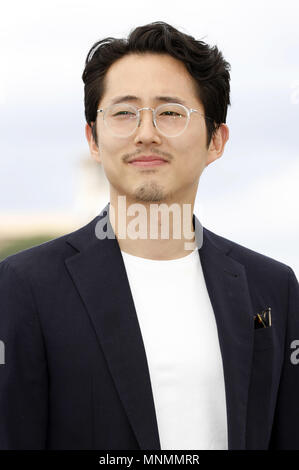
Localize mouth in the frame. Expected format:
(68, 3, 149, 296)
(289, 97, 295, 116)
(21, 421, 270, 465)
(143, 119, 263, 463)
(128, 160, 168, 167)
(128, 155, 169, 167)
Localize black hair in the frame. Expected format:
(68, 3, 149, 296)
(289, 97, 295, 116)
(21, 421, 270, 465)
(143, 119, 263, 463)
(82, 21, 231, 147)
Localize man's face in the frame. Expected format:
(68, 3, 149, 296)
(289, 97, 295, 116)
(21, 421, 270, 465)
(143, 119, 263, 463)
(86, 52, 228, 204)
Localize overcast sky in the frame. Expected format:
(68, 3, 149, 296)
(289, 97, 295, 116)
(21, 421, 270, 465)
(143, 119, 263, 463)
(1, 0, 298, 276)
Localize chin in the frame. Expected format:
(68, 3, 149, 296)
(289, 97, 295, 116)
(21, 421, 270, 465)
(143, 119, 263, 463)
(131, 183, 170, 203)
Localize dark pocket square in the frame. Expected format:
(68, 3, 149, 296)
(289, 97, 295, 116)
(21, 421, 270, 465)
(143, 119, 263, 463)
(254, 307, 272, 329)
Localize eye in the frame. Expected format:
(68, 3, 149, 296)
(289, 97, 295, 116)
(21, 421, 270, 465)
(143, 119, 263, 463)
(114, 111, 135, 116)
(162, 111, 180, 116)
(160, 111, 181, 116)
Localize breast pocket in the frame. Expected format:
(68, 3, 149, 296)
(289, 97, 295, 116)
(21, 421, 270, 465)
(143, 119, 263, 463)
(253, 326, 274, 351)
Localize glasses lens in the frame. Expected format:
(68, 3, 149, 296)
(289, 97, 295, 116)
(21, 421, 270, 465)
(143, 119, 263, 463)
(104, 103, 189, 137)
(155, 103, 188, 136)
(105, 104, 138, 136)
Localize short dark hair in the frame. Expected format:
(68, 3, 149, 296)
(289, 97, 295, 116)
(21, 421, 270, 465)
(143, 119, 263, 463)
(82, 21, 231, 148)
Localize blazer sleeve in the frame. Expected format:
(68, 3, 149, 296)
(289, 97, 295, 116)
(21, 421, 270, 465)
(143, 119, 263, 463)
(269, 266, 299, 449)
(0, 259, 48, 449)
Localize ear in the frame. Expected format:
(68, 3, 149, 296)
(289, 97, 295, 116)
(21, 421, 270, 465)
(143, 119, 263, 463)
(205, 123, 229, 167)
(85, 122, 101, 163)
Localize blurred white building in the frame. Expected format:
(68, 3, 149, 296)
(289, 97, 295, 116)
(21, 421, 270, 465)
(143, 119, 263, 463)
(0, 156, 109, 241)
(73, 156, 110, 223)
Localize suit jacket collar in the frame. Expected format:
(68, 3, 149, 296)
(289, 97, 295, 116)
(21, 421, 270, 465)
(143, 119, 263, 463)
(65, 203, 254, 450)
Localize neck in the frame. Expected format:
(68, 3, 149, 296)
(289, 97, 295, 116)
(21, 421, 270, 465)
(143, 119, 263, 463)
(108, 194, 197, 260)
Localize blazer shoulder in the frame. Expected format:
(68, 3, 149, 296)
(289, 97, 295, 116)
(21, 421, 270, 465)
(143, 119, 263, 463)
(203, 226, 293, 279)
(0, 215, 99, 278)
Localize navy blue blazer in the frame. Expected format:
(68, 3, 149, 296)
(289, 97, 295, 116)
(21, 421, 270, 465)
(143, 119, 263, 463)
(0, 203, 299, 450)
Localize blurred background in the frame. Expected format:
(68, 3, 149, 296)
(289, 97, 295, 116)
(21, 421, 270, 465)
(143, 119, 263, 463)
(0, 0, 298, 277)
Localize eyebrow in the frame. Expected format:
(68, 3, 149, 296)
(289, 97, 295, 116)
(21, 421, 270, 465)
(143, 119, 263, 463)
(109, 95, 188, 106)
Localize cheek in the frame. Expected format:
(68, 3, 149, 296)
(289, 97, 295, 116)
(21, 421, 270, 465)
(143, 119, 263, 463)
(98, 141, 129, 184)
(174, 141, 205, 177)
(98, 138, 119, 166)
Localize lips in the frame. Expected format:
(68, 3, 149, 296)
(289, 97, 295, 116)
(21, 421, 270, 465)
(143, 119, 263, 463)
(129, 155, 168, 163)
(129, 160, 167, 167)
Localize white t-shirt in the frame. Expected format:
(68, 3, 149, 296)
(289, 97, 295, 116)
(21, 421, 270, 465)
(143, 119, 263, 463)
(121, 248, 228, 450)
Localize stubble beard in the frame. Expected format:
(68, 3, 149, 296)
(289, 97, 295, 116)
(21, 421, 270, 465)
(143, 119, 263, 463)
(132, 180, 173, 203)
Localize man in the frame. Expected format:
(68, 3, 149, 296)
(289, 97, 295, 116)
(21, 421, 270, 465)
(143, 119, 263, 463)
(0, 21, 298, 450)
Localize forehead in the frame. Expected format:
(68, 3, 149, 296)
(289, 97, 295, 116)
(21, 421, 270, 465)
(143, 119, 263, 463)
(101, 53, 200, 105)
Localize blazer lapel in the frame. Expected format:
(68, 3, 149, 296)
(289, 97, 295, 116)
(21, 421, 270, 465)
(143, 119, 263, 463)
(65, 205, 161, 450)
(198, 223, 255, 449)
(65, 203, 254, 450)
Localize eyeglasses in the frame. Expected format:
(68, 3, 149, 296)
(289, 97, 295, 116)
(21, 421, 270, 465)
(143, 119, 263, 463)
(96, 102, 212, 138)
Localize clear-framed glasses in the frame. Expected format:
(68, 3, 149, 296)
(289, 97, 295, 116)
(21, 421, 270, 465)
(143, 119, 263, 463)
(96, 102, 212, 138)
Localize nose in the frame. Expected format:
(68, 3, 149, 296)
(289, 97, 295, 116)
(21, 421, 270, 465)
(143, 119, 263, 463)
(133, 108, 162, 144)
